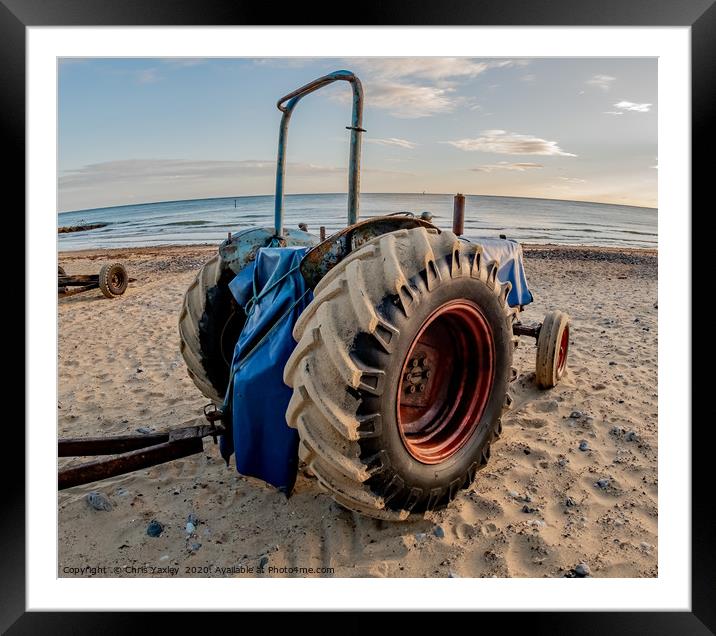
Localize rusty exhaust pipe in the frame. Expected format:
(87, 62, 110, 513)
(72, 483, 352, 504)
(452, 193, 465, 236)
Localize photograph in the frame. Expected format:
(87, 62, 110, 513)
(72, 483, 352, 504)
(56, 56, 659, 580)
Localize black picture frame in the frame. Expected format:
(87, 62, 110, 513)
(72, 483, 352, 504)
(8, 0, 710, 631)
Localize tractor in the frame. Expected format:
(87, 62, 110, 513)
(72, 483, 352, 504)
(175, 70, 571, 521)
(58, 71, 569, 522)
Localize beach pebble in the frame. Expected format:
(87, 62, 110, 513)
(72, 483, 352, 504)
(558, 457, 569, 467)
(415, 532, 427, 542)
(609, 361, 617, 366)
(625, 431, 638, 442)
(187, 512, 198, 526)
(448, 570, 460, 578)
(596, 478, 610, 489)
(565, 496, 577, 507)
(185, 522, 196, 535)
(578, 440, 589, 451)
(433, 526, 445, 538)
(146, 520, 163, 537)
(574, 562, 591, 577)
(86, 491, 112, 512)
(522, 504, 537, 514)
(136, 427, 154, 434)
(189, 542, 202, 552)
(569, 411, 583, 419)
(258, 555, 269, 569)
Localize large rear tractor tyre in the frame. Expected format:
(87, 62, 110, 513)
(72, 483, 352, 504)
(284, 227, 515, 521)
(535, 310, 570, 389)
(98, 262, 128, 298)
(178, 254, 246, 403)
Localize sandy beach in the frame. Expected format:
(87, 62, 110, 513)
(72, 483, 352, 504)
(58, 242, 657, 578)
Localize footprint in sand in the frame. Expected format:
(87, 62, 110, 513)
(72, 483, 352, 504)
(515, 416, 548, 429)
(533, 400, 560, 413)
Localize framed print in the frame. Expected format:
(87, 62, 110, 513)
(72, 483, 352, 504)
(8, 0, 711, 630)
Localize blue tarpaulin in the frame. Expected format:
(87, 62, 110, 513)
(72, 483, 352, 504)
(219, 246, 312, 494)
(219, 237, 531, 494)
(470, 237, 533, 307)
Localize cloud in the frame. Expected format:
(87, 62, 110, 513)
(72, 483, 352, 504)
(366, 137, 417, 149)
(137, 68, 160, 84)
(586, 74, 616, 90)
(470, 162, 543, 173)
(614, 100, 651, 113)
(58, 159, 347, 190)
(444, 130, 576, 157)
(558, 176, 587, 183)
(357, 81, 456, 118)
(603, 111, 624, 116)
(354, 58, 521, 83)
(333, 58, 526, 118)
(58, 159, 409, 192)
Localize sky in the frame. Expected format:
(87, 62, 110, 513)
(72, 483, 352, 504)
(58, 57, 657, 212)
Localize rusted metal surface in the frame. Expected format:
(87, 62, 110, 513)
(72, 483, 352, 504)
(274, 70, 364, 237)
(58, 284, 97, 297)
(58, 422, 225, 490)
(59, 433, 170, 456)
(218, 226, 318, 276)
(513, 322, 542, 339)
(58, 269, 136, 296)
(300, 216, 439, 288)
(452, 193, 466, 236)
(397, 300, 495, 464)
(58, 274, 99, 285)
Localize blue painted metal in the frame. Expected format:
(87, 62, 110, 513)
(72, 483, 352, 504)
(218, 226, 318, 276)
(274, 70, 364, 237)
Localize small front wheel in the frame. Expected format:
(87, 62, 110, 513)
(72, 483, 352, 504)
(98, 262, 129, 298)
(535, 310, 570, 389)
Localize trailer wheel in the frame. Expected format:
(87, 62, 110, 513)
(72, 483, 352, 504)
(284, 227, 515, 520)
(178, 254, 246, 403)
(535, 310, 570, 389)
(98, 262, 129, 298)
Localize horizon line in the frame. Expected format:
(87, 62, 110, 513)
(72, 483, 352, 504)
(59, 191, 658, 216)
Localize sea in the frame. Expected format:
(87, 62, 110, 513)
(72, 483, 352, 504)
(57, 193, 657, 251)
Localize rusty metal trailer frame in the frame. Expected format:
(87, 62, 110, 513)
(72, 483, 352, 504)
(58, 273, 136, 296)
(58, 274, 136, 296)
(58, 418, 225, 490)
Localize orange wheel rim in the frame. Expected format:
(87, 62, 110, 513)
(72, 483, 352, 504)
(396, 300, 495, 464)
